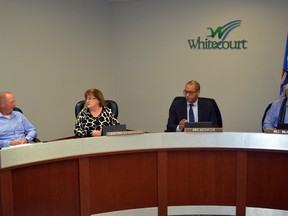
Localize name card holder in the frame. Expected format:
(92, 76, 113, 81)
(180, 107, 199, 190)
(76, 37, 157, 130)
(107, 130, 145, 136)
(184, 128, 223, 132)
(265, 129, 288, 134)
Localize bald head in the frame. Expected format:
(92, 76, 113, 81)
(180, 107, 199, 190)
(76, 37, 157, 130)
(0, 92, 16, 115)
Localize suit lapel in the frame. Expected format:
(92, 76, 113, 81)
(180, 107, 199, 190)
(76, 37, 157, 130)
(197, 98, 203, 121)
(176, 98, 188, 120)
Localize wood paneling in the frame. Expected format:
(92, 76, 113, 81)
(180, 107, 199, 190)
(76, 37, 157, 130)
(79, 158, 91, 216)
(167, 150, 237, 206)
(0, 171, 14, 216)
(236, 151, 247, 216)
(1, 145, 288, 216)
(247, 152, 288, 210)
(89, 152, 158, 214)
(158, 152, 168, 216)
(12, 160, 80, 216)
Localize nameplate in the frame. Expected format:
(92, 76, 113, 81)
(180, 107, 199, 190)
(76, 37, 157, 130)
(106, 130, 145, 136)
(184, 128, 223, 132)
(265, 129, 288, 134)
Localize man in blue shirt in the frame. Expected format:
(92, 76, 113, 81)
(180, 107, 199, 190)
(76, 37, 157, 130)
(263, 85, 288, 131)
(0, 92, 37, 148)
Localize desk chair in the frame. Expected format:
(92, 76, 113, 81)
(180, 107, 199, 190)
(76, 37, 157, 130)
(13, 107, 41, 142)
(261, 103, 272, 132)
(75, 100, 119, 118)
(13, 107, 23, 113)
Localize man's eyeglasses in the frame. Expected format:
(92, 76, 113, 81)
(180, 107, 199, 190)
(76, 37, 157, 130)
(183, 90, 198, 96)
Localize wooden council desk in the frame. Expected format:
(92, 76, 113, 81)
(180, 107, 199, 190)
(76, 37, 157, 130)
(0, 132, 288, 216)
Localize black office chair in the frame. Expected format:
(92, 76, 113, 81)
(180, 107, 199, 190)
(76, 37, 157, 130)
(261, 103, 272, 132)
(13, 107, 23, 113)
(13, 107, 41, 142)
(75, 100, 119, 118)
(168, 96, 223, 128)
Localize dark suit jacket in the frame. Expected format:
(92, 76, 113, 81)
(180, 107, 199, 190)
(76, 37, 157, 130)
(166, 97, 220, 132)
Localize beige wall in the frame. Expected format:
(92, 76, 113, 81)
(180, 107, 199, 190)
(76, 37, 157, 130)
(0, 0, 114, 140)
(1, 0, 287, 140)
(111, 0, 288, 133)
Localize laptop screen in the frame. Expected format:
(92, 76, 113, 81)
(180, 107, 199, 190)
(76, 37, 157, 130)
(102, 124, 127, 136)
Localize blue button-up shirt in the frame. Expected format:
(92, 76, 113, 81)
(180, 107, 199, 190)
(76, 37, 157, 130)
(263, 96, 288, 130)
(0, 111, 37, 148)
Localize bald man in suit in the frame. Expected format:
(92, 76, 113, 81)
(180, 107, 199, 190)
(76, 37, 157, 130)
(166, 80, 219, 132)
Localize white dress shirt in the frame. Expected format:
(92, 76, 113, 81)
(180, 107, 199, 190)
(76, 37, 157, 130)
(176, 99, 198, 132)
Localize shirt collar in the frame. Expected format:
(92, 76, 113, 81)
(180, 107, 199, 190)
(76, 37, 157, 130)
(187, 99, 198, 106)
(0, 111, 16, 118)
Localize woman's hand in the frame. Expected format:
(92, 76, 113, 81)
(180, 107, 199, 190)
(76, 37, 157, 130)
(91, 130, 102, 137)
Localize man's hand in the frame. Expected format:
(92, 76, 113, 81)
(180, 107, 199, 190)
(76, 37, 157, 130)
(10, 139, 28, 146)
(179, 119, 188, 131)
(264, 128, 276, 133)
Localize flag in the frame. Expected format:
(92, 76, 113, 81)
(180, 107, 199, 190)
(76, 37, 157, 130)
(280, 34, 288, 95)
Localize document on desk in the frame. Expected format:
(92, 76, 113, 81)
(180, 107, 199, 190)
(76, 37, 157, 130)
(3, 143, 34, 149)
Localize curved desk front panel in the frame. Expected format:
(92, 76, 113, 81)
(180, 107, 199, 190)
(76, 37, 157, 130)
(0, 132, 288, 216)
